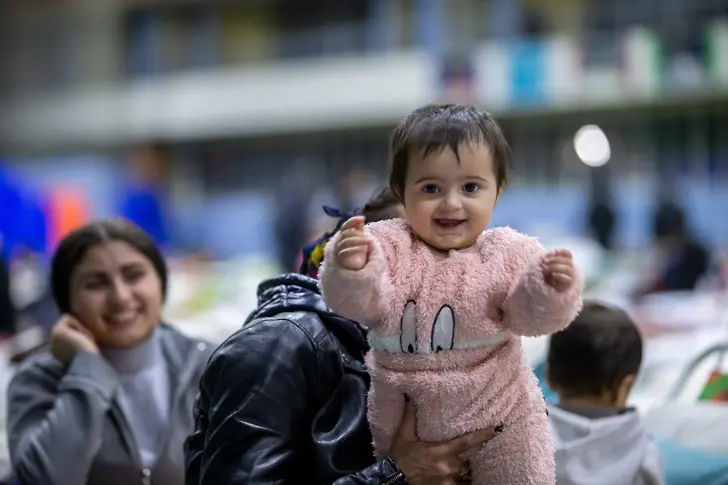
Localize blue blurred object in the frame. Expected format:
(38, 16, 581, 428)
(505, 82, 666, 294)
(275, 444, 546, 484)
(655, 437, 728, 485)
(119, 185, 169, 248)
(0, 164, 51, 259)
(0, 162, 47, 261)
(509, 38, 547, 106)
(0, 165, 27, 261)
(17, 191, 49, 255)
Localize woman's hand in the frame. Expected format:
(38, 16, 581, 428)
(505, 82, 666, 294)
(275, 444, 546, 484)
(389, 397, 503, 484)
(50, 314, 99, 363)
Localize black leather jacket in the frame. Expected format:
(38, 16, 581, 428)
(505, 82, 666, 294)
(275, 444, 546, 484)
(185, 274, 407, 485)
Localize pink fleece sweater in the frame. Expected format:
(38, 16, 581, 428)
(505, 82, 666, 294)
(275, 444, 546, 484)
(319, 218, 583, 484)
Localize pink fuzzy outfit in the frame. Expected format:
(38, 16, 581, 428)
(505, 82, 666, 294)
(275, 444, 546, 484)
(320, 219, 583, 484)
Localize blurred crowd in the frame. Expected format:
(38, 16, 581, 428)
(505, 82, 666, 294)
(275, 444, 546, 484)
(1, 0, 728, 484)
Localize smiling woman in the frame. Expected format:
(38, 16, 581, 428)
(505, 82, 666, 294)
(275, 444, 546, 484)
(51, 222, 167, 350)
(6, 219, 214, 485)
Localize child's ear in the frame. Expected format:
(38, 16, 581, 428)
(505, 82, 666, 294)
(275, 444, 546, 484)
(614, 374, 636, 407)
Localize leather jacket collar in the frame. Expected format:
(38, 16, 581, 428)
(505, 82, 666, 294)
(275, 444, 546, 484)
(248, 273, 369, 358)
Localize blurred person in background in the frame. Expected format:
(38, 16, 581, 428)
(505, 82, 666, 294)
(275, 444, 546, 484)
(274, 161, 314, 272)
(185, 187, 499, 485)
(6, 247, 64, 364)
(637, 198, 709, 296)
(120, 143, 171, 249)
(0, 239, 16, 338)
(336, 168, 370, 217)
(586, 169, 616, 251)
(587, 198, 616, 251)
(7, 219, 214, 485)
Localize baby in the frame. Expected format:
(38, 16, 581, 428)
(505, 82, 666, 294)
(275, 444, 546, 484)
(319, 104, 583, 484)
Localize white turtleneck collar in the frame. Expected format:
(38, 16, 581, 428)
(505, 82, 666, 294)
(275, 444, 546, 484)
(100, 324, 171, 468)
(100, 325, 164, 375)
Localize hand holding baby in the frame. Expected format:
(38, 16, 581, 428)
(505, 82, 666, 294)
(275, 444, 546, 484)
(334, 216, 372, 271)
(541, 249, 575, 293)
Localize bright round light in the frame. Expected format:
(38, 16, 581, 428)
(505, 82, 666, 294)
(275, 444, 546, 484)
(574, 125, 611, 167)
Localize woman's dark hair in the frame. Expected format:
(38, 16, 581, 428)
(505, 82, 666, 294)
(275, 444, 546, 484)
(362, 187, 401, 223)
(51, 218, 168, 314)
(299, 187, 403, 279)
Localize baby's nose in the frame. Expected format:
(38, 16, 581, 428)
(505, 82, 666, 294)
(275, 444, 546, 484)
(441, 192, 463, 210)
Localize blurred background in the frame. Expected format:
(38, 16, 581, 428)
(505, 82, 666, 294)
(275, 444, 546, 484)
(1, 0, 728, 478)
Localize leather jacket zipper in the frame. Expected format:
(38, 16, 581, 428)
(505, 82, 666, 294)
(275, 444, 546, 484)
(382, 471, 405, 485)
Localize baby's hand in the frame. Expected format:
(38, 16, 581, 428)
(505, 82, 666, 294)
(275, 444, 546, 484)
(334, 216, 371, 271)
(541, 249, 574, 293)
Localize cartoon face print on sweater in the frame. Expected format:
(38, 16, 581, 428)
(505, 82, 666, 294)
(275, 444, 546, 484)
(321, 218, 581, 373)
(364, 221, 512, 364)
(369, 299, 507, 357)
(317, 220, 578, 485)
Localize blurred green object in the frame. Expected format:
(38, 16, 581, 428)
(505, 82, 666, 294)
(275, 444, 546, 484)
(706, 20, 728, 86)
(698, 370, 728, 403)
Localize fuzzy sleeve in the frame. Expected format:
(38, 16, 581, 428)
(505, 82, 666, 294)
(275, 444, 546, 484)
(500, 231, 583, 337)
(318, 221, 400, 327)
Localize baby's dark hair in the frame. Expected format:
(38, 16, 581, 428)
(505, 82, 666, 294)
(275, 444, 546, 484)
(547, 300, 643, 398)
(388, 103, 509, 202)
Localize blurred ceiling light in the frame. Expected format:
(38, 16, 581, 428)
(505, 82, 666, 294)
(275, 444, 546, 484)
(574, 124, 611, 167)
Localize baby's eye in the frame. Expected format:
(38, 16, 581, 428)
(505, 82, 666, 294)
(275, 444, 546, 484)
(423, 184, 440, 194)
(463, 183, 480, 193)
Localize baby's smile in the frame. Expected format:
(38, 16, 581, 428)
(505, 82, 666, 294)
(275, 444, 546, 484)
(433, 218, 466, 230)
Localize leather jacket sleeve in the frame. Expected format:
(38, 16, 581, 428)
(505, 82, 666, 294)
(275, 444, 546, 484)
(331, 457, 406, 485)
(185, 317, 408, 485)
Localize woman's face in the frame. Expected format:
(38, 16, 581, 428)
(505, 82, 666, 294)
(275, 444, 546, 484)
(69, 240, 163, 348)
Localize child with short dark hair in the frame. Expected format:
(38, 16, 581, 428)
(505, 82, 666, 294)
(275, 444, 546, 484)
(547, 300, 665, 485)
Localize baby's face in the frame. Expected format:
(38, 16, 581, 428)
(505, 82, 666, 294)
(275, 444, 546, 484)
(403, 142, 499, 251)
